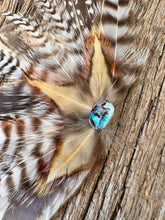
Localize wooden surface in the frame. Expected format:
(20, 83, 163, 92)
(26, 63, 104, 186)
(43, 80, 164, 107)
(0, 0, 164, 220)
(53, 1, 165, 219)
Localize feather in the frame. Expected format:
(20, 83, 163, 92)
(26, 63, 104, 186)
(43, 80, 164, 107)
(0, 0, 147, 219)
(24, 71, 93, 115)
(88, 30, 113, 99)
(38, 129, 97, 195)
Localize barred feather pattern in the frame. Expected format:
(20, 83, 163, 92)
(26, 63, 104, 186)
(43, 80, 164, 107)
(0, 0, 146, 219)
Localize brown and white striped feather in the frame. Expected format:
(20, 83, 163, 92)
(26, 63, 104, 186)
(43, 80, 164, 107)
(0, 0, 147, 219)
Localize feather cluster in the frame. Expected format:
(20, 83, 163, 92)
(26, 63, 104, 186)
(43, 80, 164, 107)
(0, 0, 146, 219)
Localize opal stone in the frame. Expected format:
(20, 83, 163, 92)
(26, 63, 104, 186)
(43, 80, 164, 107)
(89, 100, 115, 130)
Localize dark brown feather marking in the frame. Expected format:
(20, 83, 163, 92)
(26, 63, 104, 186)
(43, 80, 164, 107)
(17, 120, 25, 137)
(32, 117, 42, 132)
(104, 1, 118, 10)
(119, 0, 129, 7)
(2, 124, 12, 151)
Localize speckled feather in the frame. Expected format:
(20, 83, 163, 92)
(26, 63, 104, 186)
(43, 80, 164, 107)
(0, 0, 146, 219)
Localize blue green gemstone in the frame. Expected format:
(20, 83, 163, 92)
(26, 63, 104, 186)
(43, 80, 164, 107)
(89, 100, 115, 130)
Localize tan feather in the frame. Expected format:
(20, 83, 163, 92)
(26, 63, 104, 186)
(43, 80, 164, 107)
(38, 129, 96, 195)
(47, 129, 95, 181)
(24, 73, 94, 115)
(89, 32, 113, 99)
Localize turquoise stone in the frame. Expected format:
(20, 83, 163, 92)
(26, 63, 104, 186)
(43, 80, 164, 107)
(89, 100, 115, 130)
